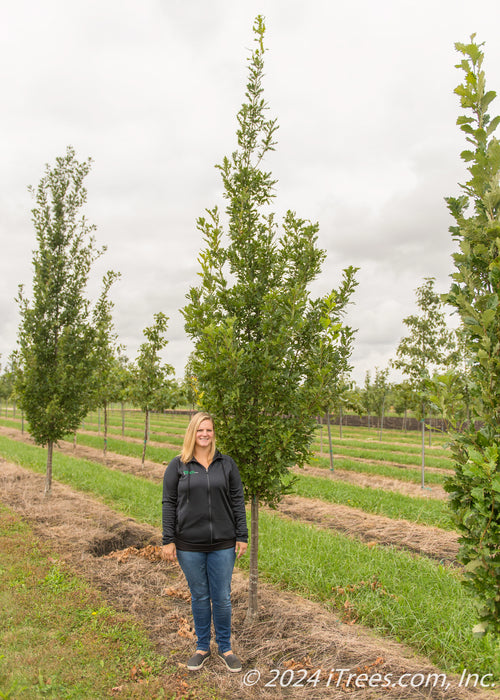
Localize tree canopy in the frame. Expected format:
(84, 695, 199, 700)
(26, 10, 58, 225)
(443, 35, 500, 639)
(183, 16, 357, 619)
(16, 146, 113, 495)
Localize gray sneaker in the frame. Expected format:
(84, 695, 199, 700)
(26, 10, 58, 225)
(218, 652, 242, 672)
(186, 650, 211, 671)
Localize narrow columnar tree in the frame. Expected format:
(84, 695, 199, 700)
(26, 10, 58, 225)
(391, 381, 414, 431)
(131, 312, 174, 466)
(90, 269, 121, 460)
(443, 35, 500, 639)
(16, 147, 108, 496)
(183, 16, 357, 621)
(371, 367, 391, 440)
(0, 353, 19, 416)
(361, 371, 375, 428)
(115, 351, 134, 437)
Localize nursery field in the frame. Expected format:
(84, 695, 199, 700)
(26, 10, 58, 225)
(0, 408, 499, 699)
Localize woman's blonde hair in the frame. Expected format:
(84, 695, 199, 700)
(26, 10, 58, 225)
(180, 412, 216, 464)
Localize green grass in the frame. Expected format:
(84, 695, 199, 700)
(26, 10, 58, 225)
(312, 436, 453, 465)
(313, 442, 453, 469)
(68, 432, 179, 467)
(240, 511, 500, 677)
(83, 423, 184, 446)
(0, 434, 498, 678)
(290, 473, 454, 529)
(0, 504, 176, 699)
(81, 420, 185, 446)
(310, 455, 446, 485)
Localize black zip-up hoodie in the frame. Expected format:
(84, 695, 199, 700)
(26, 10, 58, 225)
(162, 450, 248, 550)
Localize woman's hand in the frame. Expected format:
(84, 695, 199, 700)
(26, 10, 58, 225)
(235, 541, 248, 559)
(162, 543, 177, 562)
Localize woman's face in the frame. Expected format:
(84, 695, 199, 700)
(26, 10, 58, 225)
(195, 419, 214, 449)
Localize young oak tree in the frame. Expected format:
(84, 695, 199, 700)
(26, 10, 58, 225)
(371, 366, 391, 441)
(443, 35, 500, 639)
(90, 269, 122, 461)
(130, 312, 175, 466)
(16, 147, 112, 496)
(391, 277, 453, 484)
(183, 16, 357, 621)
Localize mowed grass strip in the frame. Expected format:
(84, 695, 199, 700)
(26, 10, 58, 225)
(63, 433, 452, 528)
(289, 473, 454, 529)
(312, 438, 454, 469)
(81, 421, 185, 446)
(0, 504, 175, 699)
(81, 423, 184, 446)
(314, 423, 450, 446)
(68, 432, 179, 465)
(310, 455, 446, 486)
(84, 410, 190, 434)
(312, 442, 452, 470)
(0, 435, 497, 678)
(312, 432, 451, 455)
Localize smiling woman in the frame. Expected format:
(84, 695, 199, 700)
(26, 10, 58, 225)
(161, 412, 248, 673)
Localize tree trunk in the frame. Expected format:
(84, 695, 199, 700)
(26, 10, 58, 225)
(379, 398, 385, 441)
(121, 401, 125, 438)
(245, 494, 259, 624)
(421, 403, 426, 489)
(339, 405, 343, 439)
(103, 401, 108, 462)
(141, 408, 149, 466)
(44, 441, 53, 497)
(326, 410, 334, 471)
(21, 411, 24, 435)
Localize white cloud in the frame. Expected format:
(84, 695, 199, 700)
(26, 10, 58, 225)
(1, 0, 500, 383)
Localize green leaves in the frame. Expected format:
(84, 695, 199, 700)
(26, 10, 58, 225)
(131, 313, 174, 414)
(16, 147, 106, 449)
(445, 35, 500, 639)
(392, 277, 453, 413)
(183, 18, 357, 505)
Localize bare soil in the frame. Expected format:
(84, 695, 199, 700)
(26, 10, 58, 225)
(1, 458, 496, 700)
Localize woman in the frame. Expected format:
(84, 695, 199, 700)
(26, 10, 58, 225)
(162, 412, 248, 672)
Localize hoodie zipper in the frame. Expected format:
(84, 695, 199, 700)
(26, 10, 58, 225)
(206, 466, 213, 544)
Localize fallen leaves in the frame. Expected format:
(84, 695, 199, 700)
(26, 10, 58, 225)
(163, 586, 191, 602)
(104, 545, 164, 563)
(168, 613, 196, 639)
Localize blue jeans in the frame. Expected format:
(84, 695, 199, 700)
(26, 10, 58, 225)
(177, 547, 236, 654)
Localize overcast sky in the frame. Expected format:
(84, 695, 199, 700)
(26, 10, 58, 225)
(2, 0, 500, 385)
